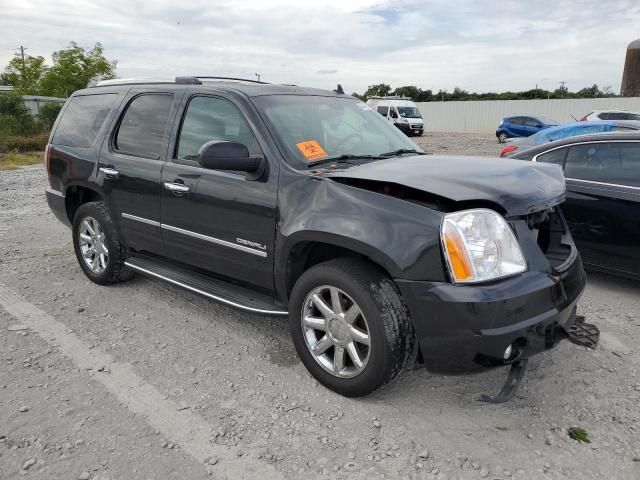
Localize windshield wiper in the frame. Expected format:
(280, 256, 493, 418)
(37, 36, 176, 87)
(309, 149, 426, 168)
(309, 154, 383, 167)
(379, 148, 427, 157)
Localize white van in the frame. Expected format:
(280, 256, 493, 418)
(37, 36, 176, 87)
(366, 96, 424, 136)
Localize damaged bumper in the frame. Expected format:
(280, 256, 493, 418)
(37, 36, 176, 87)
(396, 253, 590, 374)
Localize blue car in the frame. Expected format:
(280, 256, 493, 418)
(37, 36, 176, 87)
(496, 115, 557, 143)
(500, 120, 640, 157)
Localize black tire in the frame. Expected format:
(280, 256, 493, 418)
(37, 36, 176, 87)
(72, 201, 134, 285)
(288, 258, 417, 397)
(498, 132, 508, 143)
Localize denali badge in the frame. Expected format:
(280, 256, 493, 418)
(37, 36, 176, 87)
(236, 238, 267, 251)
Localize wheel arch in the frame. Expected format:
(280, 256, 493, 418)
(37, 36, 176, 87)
(278, 232, 403, 303)
(64, 183, 105, 224)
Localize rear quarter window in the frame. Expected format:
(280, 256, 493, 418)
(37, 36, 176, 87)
(52, 94, 117, 148)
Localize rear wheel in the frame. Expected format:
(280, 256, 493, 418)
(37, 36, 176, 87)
(72, 201, 133, 285)
(498, 132, 508, 143)
(288, 258, 416, 397)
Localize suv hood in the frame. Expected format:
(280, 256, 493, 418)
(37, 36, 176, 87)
(325, 155, 565, 216)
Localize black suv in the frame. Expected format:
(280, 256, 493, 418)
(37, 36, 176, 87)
(45, 76, 596, 399)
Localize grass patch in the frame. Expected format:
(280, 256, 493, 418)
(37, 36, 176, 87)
(0, 151, 43, 170)
(567, 426, 591, 443)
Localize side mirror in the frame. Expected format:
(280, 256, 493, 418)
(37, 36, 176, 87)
(198, 140, 265, 180)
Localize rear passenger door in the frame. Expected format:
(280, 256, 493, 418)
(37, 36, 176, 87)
(160, 93, 278, 291)
(562, 141, 640, 276)
(98, 88, 181, 255)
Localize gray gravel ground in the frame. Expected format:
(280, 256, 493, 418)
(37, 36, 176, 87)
(1, 133, 639, 480)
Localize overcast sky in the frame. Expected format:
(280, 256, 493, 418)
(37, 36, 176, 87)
(1, 0, 639, 94)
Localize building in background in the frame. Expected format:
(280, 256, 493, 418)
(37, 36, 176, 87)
(621, 39, 640, 97)
(0, 86, 65, 115)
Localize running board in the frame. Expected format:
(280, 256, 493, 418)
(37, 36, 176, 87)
(124, 255, 288, 316)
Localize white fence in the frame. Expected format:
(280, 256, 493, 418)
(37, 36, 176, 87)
(23, 95, 66, 115)
(415, 97, 640, 134)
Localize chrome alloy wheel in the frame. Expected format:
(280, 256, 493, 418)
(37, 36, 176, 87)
(78, 216, 109, 274)
(301, 285, 371, 378)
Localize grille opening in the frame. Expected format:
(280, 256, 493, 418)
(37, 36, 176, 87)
(529, 208, 572, 269)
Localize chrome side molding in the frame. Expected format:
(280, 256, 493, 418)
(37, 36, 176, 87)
(121, 212, 267, 257)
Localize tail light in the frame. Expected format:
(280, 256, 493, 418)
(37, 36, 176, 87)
(579, 116, 588, 121)
(500, 145, 518, 157)
(44, 144, 52, 183)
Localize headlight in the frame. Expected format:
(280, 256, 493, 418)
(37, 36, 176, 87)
(441, 209, 526, 283)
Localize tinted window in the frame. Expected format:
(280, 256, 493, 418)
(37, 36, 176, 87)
(523, 117, 540, 126)
(597, 112, 610, 120)
(177, 96, 260, 160)
(377, 106, 389, 116)
(536, 147, 567, 165)
(53, 94, 117, 147)
(509, 117, 524, 125)
(618, 143, 640, 187)
(115, 94, 173, 158)
(606, 112, 627, 120)
(564, 142, 640, 187)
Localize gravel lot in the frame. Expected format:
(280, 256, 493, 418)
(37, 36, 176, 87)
(1, 133, 639, 480)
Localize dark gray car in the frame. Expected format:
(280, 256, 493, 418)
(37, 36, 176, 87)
(510, 132, 640, 279)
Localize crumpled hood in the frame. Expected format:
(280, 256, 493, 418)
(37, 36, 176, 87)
(325, 155, 566, 216)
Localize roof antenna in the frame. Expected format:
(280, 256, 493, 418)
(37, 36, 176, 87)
(334, 84, 344, 94)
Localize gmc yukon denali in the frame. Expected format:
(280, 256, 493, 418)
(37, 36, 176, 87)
(44, 76, 599, 400)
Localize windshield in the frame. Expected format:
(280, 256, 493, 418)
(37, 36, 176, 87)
(253, 95, 420, 168)
(397, 106, 422, 118)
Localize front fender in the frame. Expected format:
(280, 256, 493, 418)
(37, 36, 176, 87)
(275, 169, 447, 300)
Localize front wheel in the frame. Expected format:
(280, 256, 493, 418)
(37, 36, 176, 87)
(498, 132, 508, 143)
(288, 258, 416, 397)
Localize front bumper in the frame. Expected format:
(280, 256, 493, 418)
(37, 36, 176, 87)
(395, 122, 424, 135)
(396, 255, 587, 374)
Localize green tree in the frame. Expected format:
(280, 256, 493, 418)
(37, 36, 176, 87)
(38, 102, 63, 129)
(0, 55, 47, 94)
(0, 93, 36, 135)
(39, 42, 117, 97)
(363, 83, 392, 99)
(575, 84, 601, 98)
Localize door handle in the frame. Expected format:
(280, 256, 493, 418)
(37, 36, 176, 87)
(99, 167, 119, 179)
(164, 182, 190, 194)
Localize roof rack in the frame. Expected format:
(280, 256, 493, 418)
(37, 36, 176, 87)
(92, 76, 268, 88)
(195, 76, 268, 84)
(367, 95, 412, 100)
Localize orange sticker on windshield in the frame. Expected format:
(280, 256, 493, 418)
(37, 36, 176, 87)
(296, 140, 327, 161)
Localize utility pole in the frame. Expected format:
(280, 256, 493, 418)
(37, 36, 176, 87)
(15, 45, 27, 72)
(558, 80, 567, 97)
